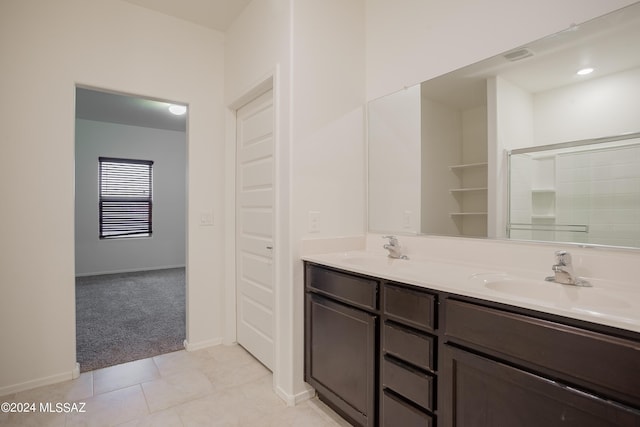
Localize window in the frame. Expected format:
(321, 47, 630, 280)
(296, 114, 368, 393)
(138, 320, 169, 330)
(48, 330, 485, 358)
(99, 157, 154, 239)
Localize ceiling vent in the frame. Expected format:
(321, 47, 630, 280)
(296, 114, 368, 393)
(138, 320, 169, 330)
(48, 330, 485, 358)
(503, 48, 534, 62)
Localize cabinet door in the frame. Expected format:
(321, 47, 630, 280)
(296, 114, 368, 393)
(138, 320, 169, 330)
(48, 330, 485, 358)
(445, 299, 640, 407)
(305, 294, 377, 427)
(440, 345, 640, 427)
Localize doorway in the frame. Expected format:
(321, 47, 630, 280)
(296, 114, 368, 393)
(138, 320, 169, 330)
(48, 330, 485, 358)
(74, 87, 187, 371)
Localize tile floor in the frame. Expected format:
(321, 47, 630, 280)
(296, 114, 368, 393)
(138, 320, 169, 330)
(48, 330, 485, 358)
(0, 345, 351, 426)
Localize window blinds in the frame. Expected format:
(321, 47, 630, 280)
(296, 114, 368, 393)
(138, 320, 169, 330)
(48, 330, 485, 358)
(99, 157, 153, 239)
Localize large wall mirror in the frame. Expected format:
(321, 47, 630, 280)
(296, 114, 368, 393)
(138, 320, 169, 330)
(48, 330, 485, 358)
(368, 2, 640, 249)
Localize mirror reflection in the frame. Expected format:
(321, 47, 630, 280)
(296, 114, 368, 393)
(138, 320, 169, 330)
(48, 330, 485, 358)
(368, 2, 640, 249)
(508, 133, 640, 248)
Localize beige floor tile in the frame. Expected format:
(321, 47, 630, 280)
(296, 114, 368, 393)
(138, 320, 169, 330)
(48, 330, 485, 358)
(264, 400, 345, 427)
(65, 384, 148, 427)
(206, 344, 260, 367)
(306, 398, 353, 427)
(202, 356, 270, 393)
(0, 392, 15, 401)
(174, 387, 282, 427)
(1, 345, 352, 427)
(0, 409, 66, 427)
(118, 407, 183, 427)
(141, 370, 213, 413)
(235, 375, 284, 410)
(152, 350, 216, 377)
(93, 358, 160, 395)
(10, 372, 94, 405)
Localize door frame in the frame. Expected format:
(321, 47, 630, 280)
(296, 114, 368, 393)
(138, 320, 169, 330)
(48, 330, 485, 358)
(73, 84, 189, 370)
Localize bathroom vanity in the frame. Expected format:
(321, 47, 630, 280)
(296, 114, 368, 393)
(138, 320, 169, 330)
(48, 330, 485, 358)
(303, 255, 640, 427)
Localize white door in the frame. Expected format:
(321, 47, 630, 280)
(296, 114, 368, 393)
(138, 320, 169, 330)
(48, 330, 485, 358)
(236, 89, 275, 370)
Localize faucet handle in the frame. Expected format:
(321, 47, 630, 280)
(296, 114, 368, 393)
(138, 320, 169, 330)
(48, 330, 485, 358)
(554, 250, 571, 265)
(382, 235, 398, 245)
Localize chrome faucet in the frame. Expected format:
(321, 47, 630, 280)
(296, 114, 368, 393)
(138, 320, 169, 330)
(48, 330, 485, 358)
(545, 250, 590, 286)
(382, 235, 408, 259)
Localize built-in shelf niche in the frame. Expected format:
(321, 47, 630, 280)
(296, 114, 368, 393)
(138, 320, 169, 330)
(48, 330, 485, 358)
(449, 162, 488, 224)
(420, 90, 487, 238)
(531, 188, 556, 219)
(444, 161, 487, 239)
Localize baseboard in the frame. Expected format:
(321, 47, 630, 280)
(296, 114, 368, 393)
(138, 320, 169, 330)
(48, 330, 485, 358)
(75, 264, 186, 277)
(72, 363, 80, 379)
(183, 337, 223, 352)
(0, 368, 77, 397)
(275, 384, 316, 406)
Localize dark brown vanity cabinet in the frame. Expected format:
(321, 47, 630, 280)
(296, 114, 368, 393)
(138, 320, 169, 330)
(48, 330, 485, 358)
(381, 284, 437, 426)
(304, 262, 640, 427)
(305, 263, 379, 427)
(441, 299, 640, 427)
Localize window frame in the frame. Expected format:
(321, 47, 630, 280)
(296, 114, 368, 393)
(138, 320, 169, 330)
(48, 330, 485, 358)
(98, 156, 154, 239)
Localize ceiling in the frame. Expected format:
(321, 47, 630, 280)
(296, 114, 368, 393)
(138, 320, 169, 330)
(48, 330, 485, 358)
(75, 88, 187, 132)
(122, 0, 252, 31)
(420, 2, 640, 110)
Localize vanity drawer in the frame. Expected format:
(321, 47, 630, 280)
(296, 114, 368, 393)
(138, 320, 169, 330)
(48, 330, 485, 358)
(445, 299, 640, 408)
(383, 284, 436, 332)
(382, 390, 433, 427)
(305, 264, 378, 310)
(383, 321, 434, 372)
(382, 357, 433, 411)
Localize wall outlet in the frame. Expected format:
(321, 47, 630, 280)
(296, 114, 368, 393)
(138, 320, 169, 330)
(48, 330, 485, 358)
(308, 211, 320, 233)
(200, 211, 214, 226)
(403, 210, 412, 228)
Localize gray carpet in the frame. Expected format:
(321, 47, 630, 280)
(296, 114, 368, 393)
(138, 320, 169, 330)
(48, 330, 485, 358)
(75, 268, 185, 372)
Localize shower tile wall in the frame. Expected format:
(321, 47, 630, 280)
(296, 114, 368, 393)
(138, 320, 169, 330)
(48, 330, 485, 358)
(555, 144, 640, 247)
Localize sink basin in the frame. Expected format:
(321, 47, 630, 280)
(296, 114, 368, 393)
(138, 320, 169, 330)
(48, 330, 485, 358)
(469, 273, 630, 310)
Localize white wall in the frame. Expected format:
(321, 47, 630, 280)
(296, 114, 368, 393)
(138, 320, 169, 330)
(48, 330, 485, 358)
(75, 119, 186, 276)
(420, 97, 461, 235)
(225, 0, 365, 403)
(291, 0, 366, 403)
(534, 67, 640, 144)
(369, 85, 421, 233)
(489, 76, 535, 237)
(0, 0, 224, 394)
(224, 0, 295, 402)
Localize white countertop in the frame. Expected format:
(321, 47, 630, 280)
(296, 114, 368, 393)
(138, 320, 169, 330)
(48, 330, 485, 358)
(302, 250, 640, 334)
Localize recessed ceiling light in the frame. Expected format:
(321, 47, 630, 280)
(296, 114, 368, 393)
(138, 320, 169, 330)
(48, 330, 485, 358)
(168, 104, 187, 115)
(576, 67, 594, 76)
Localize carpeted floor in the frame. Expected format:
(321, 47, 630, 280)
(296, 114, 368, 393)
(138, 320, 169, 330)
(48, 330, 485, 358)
(75, 267, 185, 372)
